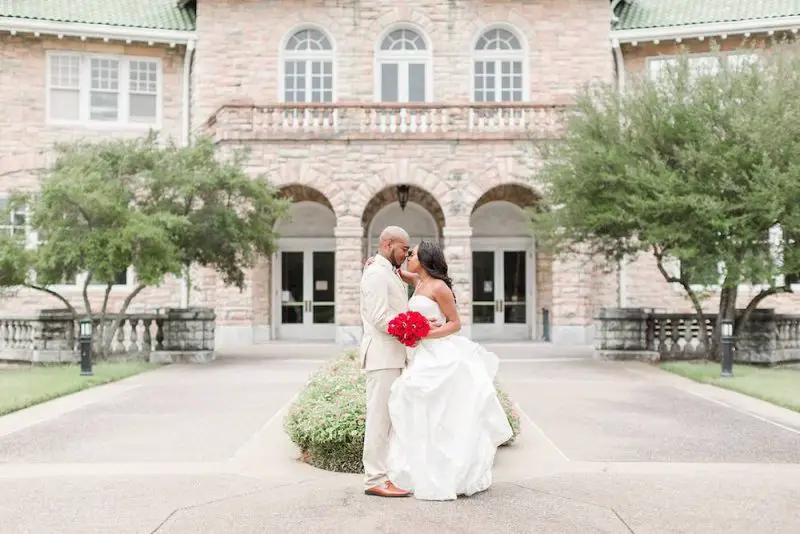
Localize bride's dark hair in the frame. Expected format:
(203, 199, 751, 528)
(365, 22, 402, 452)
(416, 241, 456, 302)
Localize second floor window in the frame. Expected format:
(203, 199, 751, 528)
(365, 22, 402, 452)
(473, 27, 525, 102)
(376, 28, 431, 103)
(283, 28, 334, 103)
(47, 52, 160, 126)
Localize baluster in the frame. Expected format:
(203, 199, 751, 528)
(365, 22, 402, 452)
(114, 319, 126, 353)
(10, 321, 18, 349)
(669, 319, 681, 358)
(658, 318, 667, 358)
(129, 318, 140, 352)
(683, 318, 697, 357)
(23, 322, 32, 349)
(142, 319, 153, 351)
(321, 109, 330, 130)
(645, 315, 656, 351)
(0, 320, 6, 350)
(155, 318, 165, 351)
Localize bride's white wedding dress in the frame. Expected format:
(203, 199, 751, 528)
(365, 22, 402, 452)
(386, 295, 514, 501)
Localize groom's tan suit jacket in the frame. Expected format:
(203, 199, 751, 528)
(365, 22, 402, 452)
(360, 254, 408, 371)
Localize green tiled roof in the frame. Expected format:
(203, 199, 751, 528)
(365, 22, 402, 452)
(0, 0, 195, 32)
(614, 0, 800, 31)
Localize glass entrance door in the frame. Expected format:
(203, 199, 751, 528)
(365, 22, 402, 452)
(278, 246, 336, 340)
(471, 245, 531, 340)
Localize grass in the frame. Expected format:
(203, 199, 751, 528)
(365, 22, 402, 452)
(0, 361, 160, 416)
(661, 361, 800, 413)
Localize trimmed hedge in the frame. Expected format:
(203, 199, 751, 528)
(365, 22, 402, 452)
(284, 351, 521, 473)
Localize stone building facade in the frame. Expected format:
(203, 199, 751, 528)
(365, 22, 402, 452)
(0, 0, 797, 347)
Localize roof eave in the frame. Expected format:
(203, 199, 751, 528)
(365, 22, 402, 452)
(611, 15, 800, 44)
(0, 16, 196, 46)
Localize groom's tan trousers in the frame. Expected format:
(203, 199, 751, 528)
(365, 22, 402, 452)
(363, 367, 402, 489)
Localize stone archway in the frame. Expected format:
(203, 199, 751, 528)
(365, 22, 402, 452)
(469, 183, 546, 341)
(361, 184, 446, 256)
(260, 184, 338, 342)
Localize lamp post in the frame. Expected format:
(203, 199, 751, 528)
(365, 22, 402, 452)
(720, 318, 734, 378)
(79, 317, 93, 376)
(396, 184, 410, 211)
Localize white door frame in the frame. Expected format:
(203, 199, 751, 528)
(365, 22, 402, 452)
(271, 237, 336, 341)
(470, 236, 536, 341)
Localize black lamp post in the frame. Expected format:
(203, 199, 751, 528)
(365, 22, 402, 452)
(720, 318, 734, 378)
(79, 317, 93, 376)
(396, 184, 410, 211)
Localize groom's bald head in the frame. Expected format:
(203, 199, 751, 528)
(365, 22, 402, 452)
(379, 226, 410, 267)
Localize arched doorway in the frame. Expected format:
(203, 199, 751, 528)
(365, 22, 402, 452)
(362, 184, 445, 255)
(273, 185, 337, 341)
(470, 184, 541, 341)
(361, 184, 445, 296)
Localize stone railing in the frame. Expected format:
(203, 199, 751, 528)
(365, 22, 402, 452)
(595, 308, 800, 364)
(0, 308, 215, 364)
(205, 102, 570, 142)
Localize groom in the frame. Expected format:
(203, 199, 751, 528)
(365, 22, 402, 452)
(359, 225, 414, 497)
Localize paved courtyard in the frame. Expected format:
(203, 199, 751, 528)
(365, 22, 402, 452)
(1, 343, 799, 533)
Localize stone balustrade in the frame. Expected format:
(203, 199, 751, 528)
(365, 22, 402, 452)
(595, 308, 800, 364)
(205, 102, 569, 142)
(0, 308, 215, 364)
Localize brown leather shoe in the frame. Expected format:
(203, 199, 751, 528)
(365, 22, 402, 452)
(364, 481, 411, 497)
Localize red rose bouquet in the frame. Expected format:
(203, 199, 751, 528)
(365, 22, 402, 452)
(387, 310, 431, 347)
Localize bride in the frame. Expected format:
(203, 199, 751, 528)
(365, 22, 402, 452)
(384, 240, 513, 501)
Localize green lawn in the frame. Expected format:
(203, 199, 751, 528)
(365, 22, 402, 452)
(661, 361, 800, 413)
(0, 361, 160, 416)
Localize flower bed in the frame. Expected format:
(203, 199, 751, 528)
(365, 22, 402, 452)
(284, 351, 521, 473)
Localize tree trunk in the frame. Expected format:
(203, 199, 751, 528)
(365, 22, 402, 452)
(736, 285, 792, 337)
(102, 284, 147, 357)
(653, 250, 709, 350)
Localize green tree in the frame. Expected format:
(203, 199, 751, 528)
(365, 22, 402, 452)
(0, 134, 290, 357)
(533, 43, 800, 359)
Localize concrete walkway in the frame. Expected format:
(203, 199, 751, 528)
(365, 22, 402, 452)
(1, 343, 799, 533)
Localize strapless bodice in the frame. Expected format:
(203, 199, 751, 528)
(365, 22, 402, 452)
(408, 295, 446, 325)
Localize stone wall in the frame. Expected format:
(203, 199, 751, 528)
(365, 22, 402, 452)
(0, 308, 216, 364)
(595, 307, 800, 364)
(192, 0, 613, 130)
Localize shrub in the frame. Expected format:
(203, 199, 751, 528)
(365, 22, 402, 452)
(284, 351, 521, 473)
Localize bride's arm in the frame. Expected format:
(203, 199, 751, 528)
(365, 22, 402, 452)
(396, 269, 420, 287)
(424, 283, 461, 339)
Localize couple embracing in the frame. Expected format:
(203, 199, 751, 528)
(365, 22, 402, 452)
(360, 225, 513, 502)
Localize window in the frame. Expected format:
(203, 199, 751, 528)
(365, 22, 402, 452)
(87, 268, 132, 287)
(647, 52, 759, 82)
(282, 28, 334, 103)
(473, 27, 525, 102)
(376, 28, 430, 103)
(0, 197, 29, 238)
(47, 52, 160, 126)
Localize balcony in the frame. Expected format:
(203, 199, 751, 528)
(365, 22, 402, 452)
(205, 102, 570, 142)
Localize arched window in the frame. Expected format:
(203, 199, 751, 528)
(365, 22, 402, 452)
(473, 27, 525, 102)
(376, 27, 431, 103)
(282, 28, 334, 103)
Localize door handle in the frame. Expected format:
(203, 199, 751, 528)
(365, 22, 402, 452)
(498, 300, 504, 312)
(304, 300, 310, 312)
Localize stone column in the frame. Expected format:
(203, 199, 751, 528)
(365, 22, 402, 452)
(250, 255, 272, 343)
(334, 223, 364, 346)
(594, 307, 658, 361)
(443, 225, 472, 337)
(551, 251, 595, 345)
